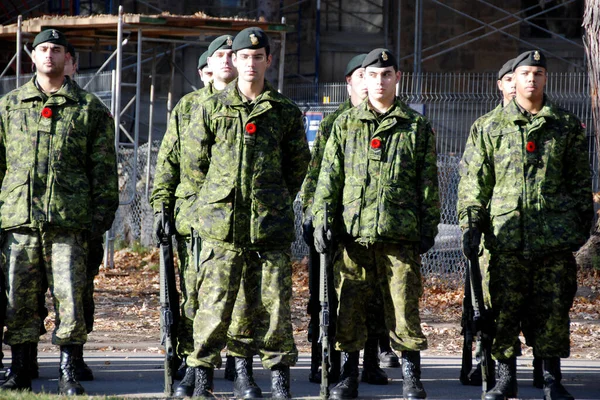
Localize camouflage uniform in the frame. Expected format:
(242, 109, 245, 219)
(150, 82, 217, 356)
(185, 78, 310, 369)
(0, 76, 118, 346)
(457, 97, 593, 360)
(312, 98, 440, 352)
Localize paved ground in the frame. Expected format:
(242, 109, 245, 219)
(4, 351, 599, 399)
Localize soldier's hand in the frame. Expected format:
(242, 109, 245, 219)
(302, 216, 314, 246)
(462, 227, 482, 259)
(419, 236, 435, 254)
(153, 211, 172, 247)
(314, 223, 331, 254)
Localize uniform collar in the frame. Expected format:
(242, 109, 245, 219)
(505, 95, 557, 123)
(219, 78, 279, 106)
(19, 75, 80, 103)
(354, 97, 414, 121)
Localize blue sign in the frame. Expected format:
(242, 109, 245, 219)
(303, 111, 323, 145)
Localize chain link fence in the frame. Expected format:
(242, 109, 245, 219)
(106, 73, 595, 280)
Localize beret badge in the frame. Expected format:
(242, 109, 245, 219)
(250, 34, 259, 46)
(381, 51, 388, 61)
(533, 51, 540, 61)
(227, 37, 233, 46)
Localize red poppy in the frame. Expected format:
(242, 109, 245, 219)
(245, 122, 257, 135)
(526, 141, 536, 153)
(41, 107, 52, 118)
(371, 138, 381, 149)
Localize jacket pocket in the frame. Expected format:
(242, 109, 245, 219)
(0, 171, 31, 228)
(541, 195, 586, 251)
(197, 185, 234, 241)
(49, 170, 91, 228)
(174, 186, 197, 237)
(342, 185, 362, 237)
(250, 188, 294, 245)
(377, 185, 418, 240)
(488, 196, 521, 251)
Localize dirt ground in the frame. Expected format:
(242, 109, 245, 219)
(37, 248, 600, 360)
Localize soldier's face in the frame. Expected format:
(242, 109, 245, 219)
(208, 49, 237, 85)
(199, 66, 213, 85)
(32, 43, 69, 78)
(514, 66, 546, 102)
(347, 67, 368, 104)
(233, 48, 272, 83)
(497, 73, 516, 106)
(63, 57, 77, 78)
(365, 66, 400, 105)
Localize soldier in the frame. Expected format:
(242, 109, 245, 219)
(197, 50, 213, 87)
(150, 34, 237, 397)
(300, 53, 397, 386)
(312, 48, 440, 400)
(0, 29, 118, 394)
(183, 27, 310, 399)
(458, 50, 592, 400)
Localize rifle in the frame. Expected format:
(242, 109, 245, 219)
(459, 260, 474, 385)
(318, 204, 331, 399)
(159, 203, 180, 396)
(463, 208, 494, 396)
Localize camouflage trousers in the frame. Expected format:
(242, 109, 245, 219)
(1, 228, 87, 345)
(186, 242, 298, 369)
(488, 251, 577, 360)
(335, 241, 427, 353)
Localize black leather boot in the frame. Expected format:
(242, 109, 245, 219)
(30, 344, 39, 379)
(484, 357, 517, 400)
(233, 357, 262, 399)
(72, 344, 93, 381)
(58, 345, 85, 395)
(224, 355, 236, 381)
(174, 366, 196, 397)
(330, 351, 360, 399)
(271, 364, 292, 399)
(361, 337, 388, 385)
(533, 356, 544, 389)
(378, 334, 400, 368)
(192, 366, 214, 397)
(542, 358, 574, 400)
(1, 343, 33, 390)
(402, 350, 426, 399)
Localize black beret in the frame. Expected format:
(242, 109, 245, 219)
(345, 54, 367, 77)
(207, 35, 234, 57)
(512, 50, 547, 71)
(497, 58, 514, 80)
(66, 43, 76, 58)
(361, 48, 398, 70)
(198, 51, 209, 70)
(33, 29, 68, 49)
(232, 27, 269, 52)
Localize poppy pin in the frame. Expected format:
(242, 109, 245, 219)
(526, 141, 536, 153)
(245, 122, 257, 135)
(371, 138, 381, 149)
(41, 107, 52, 118)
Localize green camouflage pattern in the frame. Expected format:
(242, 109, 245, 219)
(488, 251, 577, 359)
(299, 100, 352, 217)
(1, 228, 87, 345)
(150, 82, 217, 236)
(187, 78, 310, 248)
(334, 241, 427, 352)
(0, 77, 118, 235)
(457, 97, 593, 256)
(186, 242, 298, 369)
(312, 98, 440, 244)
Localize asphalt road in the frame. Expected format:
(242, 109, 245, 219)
(5, 351, 599, 399)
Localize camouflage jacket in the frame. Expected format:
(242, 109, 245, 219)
(312, 98, 440, 244)
(189, 79, 310, 249)
(0, 77, 118, 235)
(149, 82, 217, 237)
(299, 99, 351, 218)
(457, 97, 593, 256)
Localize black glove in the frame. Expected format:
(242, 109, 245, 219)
(302, 216, 314, 246)
(153, 211, 173, 247)
(462, 227, 482, 259)
(419, 236, 435, 254)
(314, 223, 332, 254)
